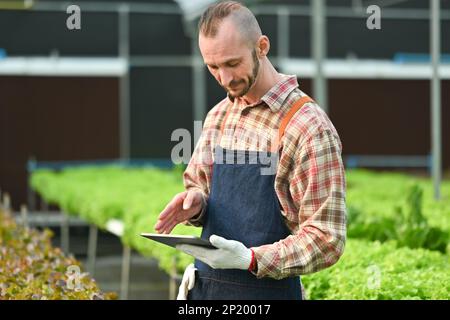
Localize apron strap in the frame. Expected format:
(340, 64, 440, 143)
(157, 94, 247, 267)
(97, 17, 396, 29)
(272, 95, 315, 152)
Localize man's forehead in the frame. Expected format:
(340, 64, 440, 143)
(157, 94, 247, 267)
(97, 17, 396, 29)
(202, 52, 247, 67)
(199, 35, 249, 65)
(199, 32, 243, 50)
(202, 50, 243, 65)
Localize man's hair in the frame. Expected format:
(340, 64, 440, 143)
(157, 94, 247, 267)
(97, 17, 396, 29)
(198, 1, 262, 45)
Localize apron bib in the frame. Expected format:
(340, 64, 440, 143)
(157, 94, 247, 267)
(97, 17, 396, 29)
(189, 96, 313, 300)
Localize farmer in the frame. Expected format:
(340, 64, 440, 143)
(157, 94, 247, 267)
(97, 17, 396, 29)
(155, 1, 346, 300)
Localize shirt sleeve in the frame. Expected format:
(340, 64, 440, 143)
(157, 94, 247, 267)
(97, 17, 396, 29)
(182, 115, 216, 227)
(251, 129, 347, 279)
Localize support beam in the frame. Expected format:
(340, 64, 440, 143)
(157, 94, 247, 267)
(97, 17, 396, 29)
(192, 37, 207, 123)
(431, 0, 442, 200)
(120, 245, 131, 300)
(277, 6, 290, 60)
(119, 4, 130, 160)
(60, 212, 70, 254)
(87, 225, 98, 276)
(312, 0, 328, 112)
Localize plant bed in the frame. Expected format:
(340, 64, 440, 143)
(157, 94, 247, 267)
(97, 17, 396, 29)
(302, 239, 450, 300)
(0, 209, 117, 300)
(30, 167, 450, 299)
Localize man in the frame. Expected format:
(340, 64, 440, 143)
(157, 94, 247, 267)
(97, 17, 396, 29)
(155, 1, 346, 300)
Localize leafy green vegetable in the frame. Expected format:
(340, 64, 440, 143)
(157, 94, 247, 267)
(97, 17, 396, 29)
(348, 181, 449, 252)
(0, 209, 116, 300)
(302, 239, 450, 300)
(30, 167, 450, 299)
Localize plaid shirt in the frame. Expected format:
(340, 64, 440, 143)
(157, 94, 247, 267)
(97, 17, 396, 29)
(183, 74, 347, 280)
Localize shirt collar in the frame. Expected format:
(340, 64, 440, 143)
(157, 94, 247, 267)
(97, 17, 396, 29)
(261, 74, 299, 112)
(227, 74, 299, 113)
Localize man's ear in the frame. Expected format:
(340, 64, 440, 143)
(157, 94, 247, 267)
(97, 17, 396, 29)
(257, 35, 270, 57)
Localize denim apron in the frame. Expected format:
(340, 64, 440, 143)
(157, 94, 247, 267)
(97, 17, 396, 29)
(188, 96, 314, 300)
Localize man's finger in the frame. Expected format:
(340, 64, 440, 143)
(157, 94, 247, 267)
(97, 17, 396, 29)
(154, 218, 167, 231)
(155, 213, 177, 233)
(209, 235, 232, 249)
(164, 216, 186, 234)
(158, 201, 176, 220)
(159, 192, 186, 220)
(177, 244, 200, 255)
(177, 245, 212, 260)
(163, 222, 176, 234)
(154, 214, 174, 232)
(183, 191, 195, 210)
(160, 216, 180, 234)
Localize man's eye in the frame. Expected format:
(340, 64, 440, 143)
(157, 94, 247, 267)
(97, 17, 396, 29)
(228, 62, 239, 67)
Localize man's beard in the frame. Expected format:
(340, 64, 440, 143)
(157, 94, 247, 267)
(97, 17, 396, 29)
(226, 49, 260, 99)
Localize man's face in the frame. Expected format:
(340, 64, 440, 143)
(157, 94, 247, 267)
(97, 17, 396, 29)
(199, 21, 260, 99)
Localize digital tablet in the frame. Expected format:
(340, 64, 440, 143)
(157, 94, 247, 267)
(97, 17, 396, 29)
(140, 233, 216, 249)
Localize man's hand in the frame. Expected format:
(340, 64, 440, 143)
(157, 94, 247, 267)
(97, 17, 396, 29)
(177, 235, 253, 270)
(154, 190, 205, 234)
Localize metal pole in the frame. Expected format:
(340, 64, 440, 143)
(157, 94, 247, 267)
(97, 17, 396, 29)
(2, 193, 11, 212)
(312, 0, 328, 112)
(169, 256, 178, 300)
(20, 204, 28, 228)
(431, 0, 442, 200)
(87, 224, 98, 276)
(120, 245, 131, 300)
(119, 4, 130, 160)
(60, 212, 70, 253)
(27, 183, 36, 212)
(192, 36, 207, 123)
(277, 6, 290, 61)
(26, 158, 36, 211)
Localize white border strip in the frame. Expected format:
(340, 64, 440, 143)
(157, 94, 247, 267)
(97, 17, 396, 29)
(280, 58, 450, 79)
(0, 57, 127, 77)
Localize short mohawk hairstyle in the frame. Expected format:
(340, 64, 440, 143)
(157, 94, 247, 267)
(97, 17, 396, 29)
(198, 1, 245, 37)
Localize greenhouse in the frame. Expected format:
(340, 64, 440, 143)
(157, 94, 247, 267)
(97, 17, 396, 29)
(0, 0, 449, 302)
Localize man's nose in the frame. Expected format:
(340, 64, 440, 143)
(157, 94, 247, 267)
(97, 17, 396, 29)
(219, 69, 233, 87)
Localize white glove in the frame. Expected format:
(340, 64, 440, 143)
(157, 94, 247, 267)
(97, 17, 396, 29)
(177, 235, 252, 270)
(176, 263, 197, 300)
